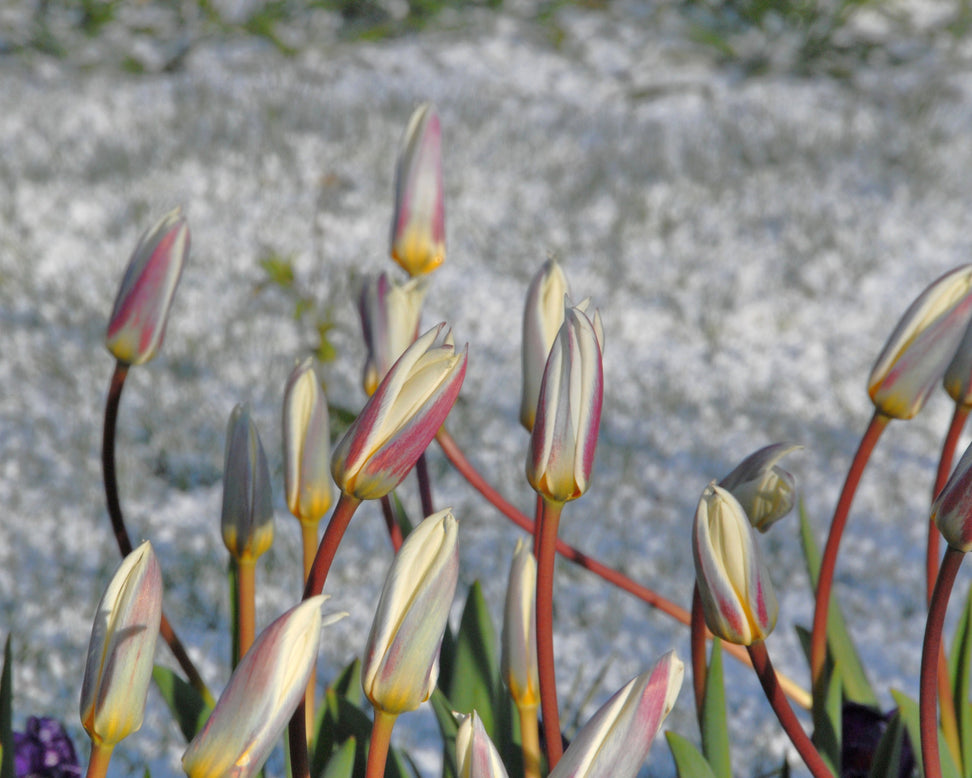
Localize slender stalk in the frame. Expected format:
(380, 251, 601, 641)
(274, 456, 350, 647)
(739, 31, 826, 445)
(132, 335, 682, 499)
(435, 426, 812, 709)
(810, 411, 889, 690)
(921, 546, 965, 778)
(299, 520, 320, 737)
(747, 641, 834, 778)
(929, 405, 968, 601)
(365, 709, 398, 778)
(691, 584, 707, 722)
(533, 493, 542, 556)
(379, 495, 404, 552)
(101, 360, 214, 707)
(237, 556, 256, 660)
(84, 742, 113, 778)
(518, 703, 542, 778)
(535, 497, 565, 768)
(416, 452, 435, 518)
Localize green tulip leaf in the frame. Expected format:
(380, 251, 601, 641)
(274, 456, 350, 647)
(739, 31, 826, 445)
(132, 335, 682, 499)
(891, 689, 962, 778)
(1, 635, 13, 778)
(152, 666, 212, 742)
(948, 582, 972, 777)
(386, 745, 414, 778)
(666, 731, 719, 778)
(701, 638, 732, 778)
(799, 503, 878, 706)
(310, 687, 373, 778)
(797, 625, 841, 773)
(429, 687, 460, 778)
(866, 709, 906, 778)
(444, 582, 499, 734)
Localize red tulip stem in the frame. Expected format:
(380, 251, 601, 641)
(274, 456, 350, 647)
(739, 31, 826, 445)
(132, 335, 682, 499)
(236, 556, 256, 661)
(691, 584, 708, 723)
(416, 452, 435, 518)
(365, 709, 398, 778)
(84, 742, 113, 778)
(535, 497, 565, 768)
(929, 405, 969, 602)
(810, 411, 889, 691)
(379, 495, 404, 552)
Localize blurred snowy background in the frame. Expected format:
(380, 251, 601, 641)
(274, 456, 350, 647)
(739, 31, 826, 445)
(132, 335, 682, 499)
(3, 0, 972, 774)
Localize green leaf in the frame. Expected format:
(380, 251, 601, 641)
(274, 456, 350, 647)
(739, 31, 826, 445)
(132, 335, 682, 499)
(891, 689, 962, 778)
(443, 582, 500, 734)
(948, 583, 972, 777)
(429, 687, 460, 778)
(666, 731, 719, 778)
(1, 636, 13, 778)
(866, 709, 906, 778)
(152, 666, 212, 742)
(386, 745, 415, 778)
(797, 625, 841, 773)
(310, 687, 373, 778)
(320, 736, 357, 778)
(701, 639, 732, 778)
(799, 503, 878, 706)
(259, 253, 295, 287)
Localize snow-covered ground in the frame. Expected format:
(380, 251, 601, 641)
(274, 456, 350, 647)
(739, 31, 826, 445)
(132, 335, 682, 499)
(3, 0, 972, 775)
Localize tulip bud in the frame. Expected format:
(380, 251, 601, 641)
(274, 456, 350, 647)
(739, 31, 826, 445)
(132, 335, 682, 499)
(932, 440, 972, 552)
(526, 302, 603, 503)
(332, 323, 467, 500)
(79, 541, 162, 747)
(868, 264, 972, 419)
(283, 359, 334, 526)
(390, 102, 445, 277)
(520, 260, 570, 432)
(501, 539, 539, 709)
(362, 508, 459, 715)
(719, 443, 801, 533)
(456, 711, 510, 778)
(182, 596, 339, 778)
(105, 207, 189, 366)
(692, 482, 778, 645)
(548, 651, 683, 778)
(359, 272, 428, 396)
(221, 403, 274, 562)
(944, 320, 972, 406)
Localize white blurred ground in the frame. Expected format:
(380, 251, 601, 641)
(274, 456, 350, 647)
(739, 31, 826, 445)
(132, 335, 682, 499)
(3, 0, 972, 775)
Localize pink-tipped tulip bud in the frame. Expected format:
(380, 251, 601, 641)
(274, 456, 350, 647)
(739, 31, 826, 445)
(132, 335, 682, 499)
(221, 403, 274, 562)
(283, 358, 334, 526)
(501, 539, 539, 709)
(520, 259, 570, 432)
(944, 320, 972, 406)
(868, 264, 972, 419)
(359, 272, 428, 396)
(719, 443, 802, 533)
(79, 541, 162, 748)
(182, 596, 341, 778)
(526, 301, 603, 503)
(693, 483, 778, 645)
(456, 711, 510, 778)
(332, 323, 467, 500)
(932, 440, 972, 552)
(390, 102, 445, 277)
(105, 207, 189, 366)
(548, 651, 683, 778)
(362, 508, 459, 715)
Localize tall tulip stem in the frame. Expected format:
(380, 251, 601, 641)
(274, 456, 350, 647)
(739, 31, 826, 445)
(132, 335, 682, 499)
(366, 709, 398, 778)
(379, 496, 404, 551)
(690, 584, 707, 722)
(535, 497, 565, 768)
(236, 556, 256, 661)
(300, 523, 318, 584)
(84, 742, 113, 778)
(416, 452, 435, 517)
(101, 360, 214, 707)
(930, 405, 969, 601)
(747, 641, 834, 778)
(921, 546, 965, 778)
(435, 426, 811, 709)
(518, 703, 542, 778)
(810, 411, 889, 690)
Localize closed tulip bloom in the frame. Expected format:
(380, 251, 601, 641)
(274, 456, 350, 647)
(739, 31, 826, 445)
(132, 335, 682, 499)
(520, 260, 570, 432)
(868, 264, 972, 419)
(79, 541, 162, 747)
(693, 483, 778, 645)
(501, 539, 539, 708)
(390, 102, 445, 277)
(932, 440, 972, 552)
(105, 207, 189, 366)
(362, 508, 459, 715)
(221, 404, 274, 562)
(182, 596, 338, 778)
(526, 302, 603, 503)
(332, 323, 467, 500)
(548, 651, 683, 778)
(719, 443, 802, 533)
(283, 359, 333, 525)
(359, 272, 428, 396)
(456, 711, 510, 778)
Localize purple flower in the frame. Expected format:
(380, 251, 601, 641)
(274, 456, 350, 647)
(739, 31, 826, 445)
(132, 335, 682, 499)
(13, 717, 81, 778)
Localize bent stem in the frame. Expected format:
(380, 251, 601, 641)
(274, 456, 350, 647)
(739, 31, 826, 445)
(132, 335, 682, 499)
(929, 405, 969, 602)
(380, 495, 404, 552)
(748, 641, 834, 778)
(101, 360, 214, 707)
(435, 426, 811, 709)
(535, 497, 565, 768)
(691, 584, 707, 723)
(921, 546, 965, 778)
(810, 411, 889, 691)
(365, 709, 398, 778)
(84, 742, 113, 778)
(518, 703, 542, 778)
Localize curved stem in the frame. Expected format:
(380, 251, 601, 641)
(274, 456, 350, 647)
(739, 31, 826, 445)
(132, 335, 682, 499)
(518, 703, 542, 778)
(84, 742, 113, 778)
(416, 452, 435, 518)
(748, 641, 834, 778)
(929, 405, 969, 602)
(365, 709, 398, 778)
(435, 426, 811, 709)
(101, 360, 214, 707)
(810, 411, 889, 691)
(691, 584, 707, 723)
(921, 546, 965, 778)
(379, 495, 404, 552)
(536, 497, 564, 768)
